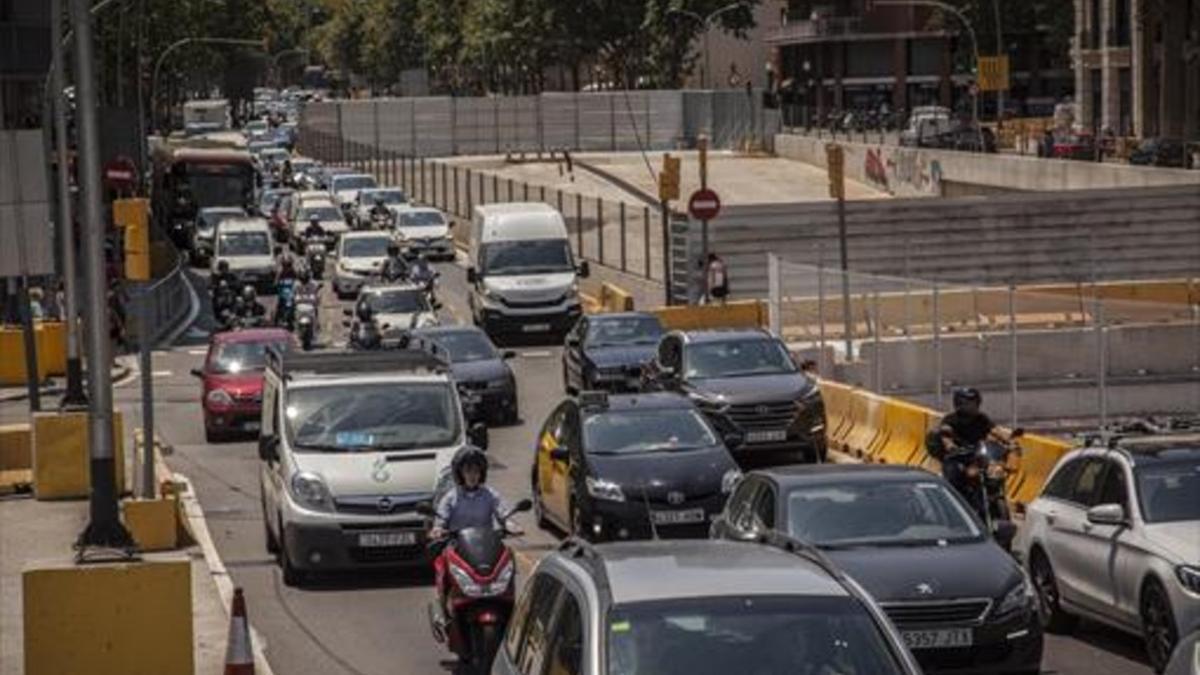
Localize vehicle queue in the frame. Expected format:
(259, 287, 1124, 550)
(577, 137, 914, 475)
(173, 103, 1198, 675)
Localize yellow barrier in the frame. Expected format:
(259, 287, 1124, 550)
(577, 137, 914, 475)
(840, 392, 889, 461)
(1010, 434, 1074, 508)
(0, 422, 32, 471)
(599, 283, 635, 312)
(874, 400, 932, 465)
(817, 381, 855, 443)
(0, 326, 48, 385)
(35, 322, 67, 375)
(32, 410, 126, 500)
(654, 300, 766, 331)
(23, 558, 194, 675)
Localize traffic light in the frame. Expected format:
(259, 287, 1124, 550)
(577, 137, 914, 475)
(659, 154, 681, 202)
(114, 198, 150, 281)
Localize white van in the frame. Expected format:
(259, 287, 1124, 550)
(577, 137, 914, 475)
(467, 202, 588, 337)
(211, 216, 276, 292)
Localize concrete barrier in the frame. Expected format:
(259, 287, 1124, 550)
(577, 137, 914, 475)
(874, 400, 932, 465)
(32, 411, 126, 500)
(0, 422, 33, 493)
(599, 282, 635, 312)
(654, 300, 766, 330)
(23, 557, 194, 675)
(0, 322, 69, 385)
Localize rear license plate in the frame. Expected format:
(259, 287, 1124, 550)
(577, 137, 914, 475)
(243, 421, 260, 432)
(901, 628, 973, 650)
(651, 508, 705, 525)
(746, 430, 787, 443)
(522, 323, 551, 333)
(357, 531, 417, 548)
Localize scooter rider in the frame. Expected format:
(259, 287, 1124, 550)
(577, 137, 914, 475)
(430, 448, 513, 541)
(380, 241, 409, 282)
(369, 196, 392, 223)
(303, 214, 326, 241)
(212, 260, 237, 299)
(932, 388, 1009, 506)
(234, 285, 267, 323)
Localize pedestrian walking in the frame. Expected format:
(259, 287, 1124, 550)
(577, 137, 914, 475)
(705, 253, 729, 304)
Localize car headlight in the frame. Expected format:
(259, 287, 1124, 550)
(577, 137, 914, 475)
(585, 476, 626, 502)
(289, 471, 332, 511)
(995, 574, 1035, 616)
(482, 287, 503, 303)
(569, 280, 580, 296)
(721, 469, 743, 494)
(1177, 565, 1200, 594)
(206, 389, 234, 407)
(688, 392, 728, 414)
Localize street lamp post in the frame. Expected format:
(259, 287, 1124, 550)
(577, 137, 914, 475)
(271, 48, 310, 88)
(151, 37, 266, 134)
(875, 0, 986, 152)
(667, 2, 748, 89)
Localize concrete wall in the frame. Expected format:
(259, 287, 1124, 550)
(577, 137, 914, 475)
(775, 132, 1200, 197)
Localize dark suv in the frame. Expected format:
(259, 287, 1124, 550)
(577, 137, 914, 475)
(643, 329, 827, 463)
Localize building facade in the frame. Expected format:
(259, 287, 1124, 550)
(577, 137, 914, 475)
(0, 0, 50, 129)
(1075, 0, 1200, 139)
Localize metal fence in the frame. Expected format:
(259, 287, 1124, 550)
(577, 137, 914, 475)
(126, 243, 192, 347)
(767, 253, 1200, 426)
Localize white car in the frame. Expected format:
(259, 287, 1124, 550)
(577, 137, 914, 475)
(351, 187, 409, 229)
(393, 206, 455, 261)
(354, 282, 440, 338)
(1015, 442, 1200, 672)
(258, 348, 490, 586)
(211, 217, 276, 293)
(332, 231, 394, 299)
(328, 173, 378, 216)
(290, 198, 348, 250)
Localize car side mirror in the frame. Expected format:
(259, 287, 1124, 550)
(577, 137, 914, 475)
(549, 447, 569, 462)
(566, 336, 580, 348)
(189, 368, 204, 378)
(414, 501, 435, 518)
(577, 260, 590, 278)
(342, 308, 352, 317)
(466, 268, 478, 284)
(432, 300, 443, 310)
(1086, 503, 1126, 526)
(468, 422, 489, 451)
(993, 520, 1018, 548)
(502, 350, 517, 360)
(723, 431, 745, 450)
(258, 435, 279, 462)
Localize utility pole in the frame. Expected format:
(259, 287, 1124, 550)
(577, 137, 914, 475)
(826, 143, 853, 361)
(71, 0, 135, 555)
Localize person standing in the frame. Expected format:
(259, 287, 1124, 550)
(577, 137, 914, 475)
(705, 253, 729, 304)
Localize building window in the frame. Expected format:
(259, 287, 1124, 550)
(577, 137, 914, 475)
(1090, 0, 1101, 48)
(1090, 68, 1102, 132)
(1113, 0, 1131, 46)
(1118, 67, 1131, 135)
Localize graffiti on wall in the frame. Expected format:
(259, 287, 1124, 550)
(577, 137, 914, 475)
(862, 146, 943, 196)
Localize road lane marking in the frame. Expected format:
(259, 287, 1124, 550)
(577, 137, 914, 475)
(152, 370, 174, 378)
(187, 348, 208, 356)
(520, 351, 553, 358)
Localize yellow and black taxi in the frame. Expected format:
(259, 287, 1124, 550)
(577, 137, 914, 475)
(530, 391, 743, 542)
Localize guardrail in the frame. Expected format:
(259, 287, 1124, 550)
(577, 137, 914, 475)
(127, 241, 192, 348)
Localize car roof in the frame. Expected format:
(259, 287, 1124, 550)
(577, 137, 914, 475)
(211, 327, 290, 344)
(595, 540, 848, 605)
(581, 391, 693, 414)
(474, 202, 556, 215)
(362, 282, 423, 293)
(1071, 440, 1200, 467)
(587, 311, 661, 324)
(413, 325, 488, 338)
(750, 463, 937, 489)
(216, 217, 270, 232)
(332, 173, 373, 181)
(676, 328, 773, 343)
(200, 206, 246, 215)
(341, 231, 394, 241)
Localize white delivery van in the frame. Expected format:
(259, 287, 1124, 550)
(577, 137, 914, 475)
(467, 203, 588, 338)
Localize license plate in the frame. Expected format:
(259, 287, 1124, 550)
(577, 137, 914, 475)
(746, 430, 788, 443)
(357, 531, 417, 548)
(243, 421, 260, 432)
(522, 323, 551, 333)
(651, 508, 705, 525)
(901, 628, 973, 650)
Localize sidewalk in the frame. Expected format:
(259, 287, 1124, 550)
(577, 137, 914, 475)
(0, 356, 136, 404)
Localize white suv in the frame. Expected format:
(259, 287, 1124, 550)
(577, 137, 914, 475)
(258, 348, 489, 586)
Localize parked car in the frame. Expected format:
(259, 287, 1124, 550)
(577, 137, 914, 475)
(412, 325, 519, 426)
(713, 464, 1042, 675)
(191, 328, 291, 443)
(642, 329, 827, 463)
(1014, 441, 1200, 672)
(562, 312, 664, 394)
(494, 537, 924, 675)
(1129, 138, 1192, 169)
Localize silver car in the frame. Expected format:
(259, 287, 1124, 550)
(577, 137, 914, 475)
(1014, 442, 1200, 672)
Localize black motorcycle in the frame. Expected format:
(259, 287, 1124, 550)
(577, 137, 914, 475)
(304, 239, 326, 280)
(940, 431, 1023, 550)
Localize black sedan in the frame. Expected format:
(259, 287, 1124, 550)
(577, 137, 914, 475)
(562, 312, 664, 394)
(712, 464, 1042, 675)
(532, 391, 743, 542)
(411, 326, 519, 426)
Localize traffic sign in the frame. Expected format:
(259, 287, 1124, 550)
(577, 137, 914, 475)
(103, 156, 138, 191)
(688, 188, 721, 221)
(978, 56, 1010, 92)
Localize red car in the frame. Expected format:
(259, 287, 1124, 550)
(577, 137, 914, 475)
(191, 328, 292, 443)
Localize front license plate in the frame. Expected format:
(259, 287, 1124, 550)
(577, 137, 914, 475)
(651, 508, 706, 525)
(901, 628, 973, 650)
(357, 531, 417, 548)
(522, 323, 551, 333)
(242, 421, 260, 432)
(746, 430, 788, 443)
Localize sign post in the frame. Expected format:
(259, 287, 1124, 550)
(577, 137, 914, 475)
(826, 143, 854, 361)
(658, 153, 681, 305)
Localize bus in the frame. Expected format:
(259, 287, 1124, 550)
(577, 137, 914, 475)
(151, 144, 256, 249)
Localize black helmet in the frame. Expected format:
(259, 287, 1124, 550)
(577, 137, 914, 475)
(403, 247, 418, 261)
(356, 301, 374, 322)
(374, 196, 385, 206)
(241, 285, 256, 302)
(309, 214, 320, 224)
(952, 387, 982, 411)
(386, 241, 400, 257)
(217, 260, 230, 274)
(452, 447, 488, 486)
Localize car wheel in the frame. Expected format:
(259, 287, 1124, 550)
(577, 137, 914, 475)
(569, 497, 590, 541)
(562, 364, 576, 396)
(205, 427, 222, 444)
(1141, 579, 1178, 672)
(278, 518, 307, 588)
(1029, 549, 1076, 634)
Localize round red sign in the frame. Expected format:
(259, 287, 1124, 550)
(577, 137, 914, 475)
(103, 156, 138, 190)
(688, 188, 721, 221)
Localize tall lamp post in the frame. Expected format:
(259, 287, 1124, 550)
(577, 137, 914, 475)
(875, 0, 986, 151)
(151, 37, 266, 134)
(667, 2, 749, 89)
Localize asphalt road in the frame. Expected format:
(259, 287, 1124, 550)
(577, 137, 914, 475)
(120, 254, 1156, 675)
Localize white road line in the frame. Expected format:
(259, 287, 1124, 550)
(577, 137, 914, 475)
(152, 370, 174, 378)
(187, 349, 208, 356)
(521, 351, 553, 358)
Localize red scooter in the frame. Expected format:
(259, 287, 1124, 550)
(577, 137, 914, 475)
(418, 499, 531, 675)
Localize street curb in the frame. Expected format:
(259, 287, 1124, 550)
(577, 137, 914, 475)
(0, 362, 134, 403)
(175, 471, 277, 675)
(160, 268, 202, 347)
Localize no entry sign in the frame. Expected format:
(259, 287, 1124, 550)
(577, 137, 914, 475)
(103, 156, 138, 191)
(688, 188, 721, 220)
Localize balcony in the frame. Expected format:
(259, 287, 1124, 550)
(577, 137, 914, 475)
(766, 17, 864, 44)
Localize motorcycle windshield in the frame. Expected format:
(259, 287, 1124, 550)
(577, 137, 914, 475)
(453, 528, 504, 575)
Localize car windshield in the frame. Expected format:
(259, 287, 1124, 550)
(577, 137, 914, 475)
(217, 231, 270, 256)
(302, 205, 342, 222)
(480, 239, 573, 275)
(584, 409, 717, 455)
(1136, 459, 1200, 523)
(684, 339, 798, 379)
(787, 481, 982, 548)
(210, 340, 288, 374)
(425, 331, 497, 363)
(366, 190, 406, 205)
(286, 382, 459, 451)
(365, 290, 429, 314)
(343, 237, 391, 258)
(199, 210, 243, 230)
(607, 596, 907, 675)
(587, 316, 664, 347)
(399, 211, 445, 227)
(333, 175, 377, 191)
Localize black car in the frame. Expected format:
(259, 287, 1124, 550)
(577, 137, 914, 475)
(712, 465, 1043, 675)
(643, 329, 826, 463)
(531, 391, 743, 542)
(562, 312, 664, 394)
(411, 325, 519, 426)
(1129, 137, 1191, 168)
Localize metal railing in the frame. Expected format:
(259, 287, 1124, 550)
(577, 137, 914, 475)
(126, 243, 192, 347)
(766, 16, 864, 43)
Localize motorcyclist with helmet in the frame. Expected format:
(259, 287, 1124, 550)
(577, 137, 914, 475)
(930, 388, 1012, 510)
(274, 256, 299, 328)
(303, 214, 326, 241)
(350, 300, 383, 349)
(212, 260, 238, 300)
(369, 196, 392, 226)
(233, 285, 267, 325)
(380, 241, 409, 282)
(430, 448, 513, 541)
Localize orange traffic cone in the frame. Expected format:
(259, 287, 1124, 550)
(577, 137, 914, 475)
(224, 588, 255, 675)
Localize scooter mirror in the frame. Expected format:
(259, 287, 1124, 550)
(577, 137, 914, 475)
(512, 499, 533, 514)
